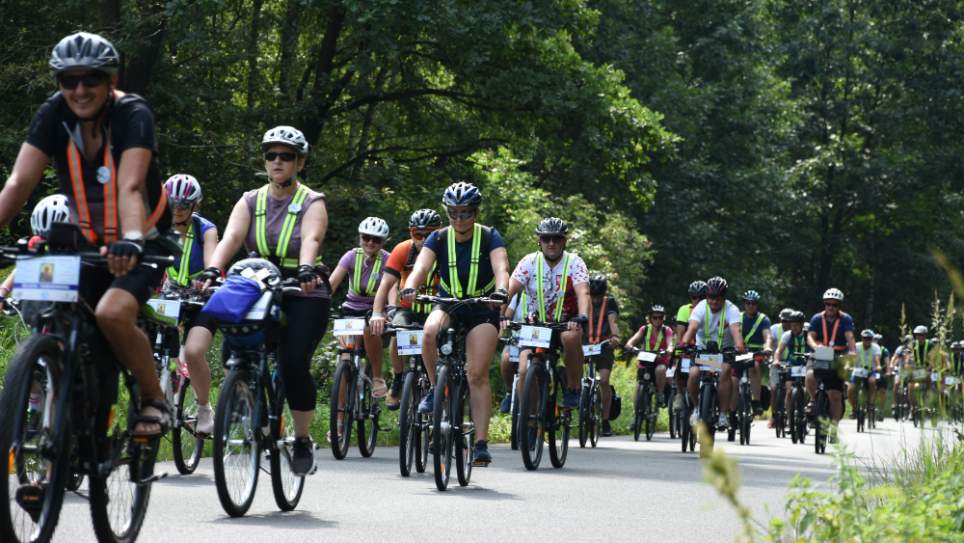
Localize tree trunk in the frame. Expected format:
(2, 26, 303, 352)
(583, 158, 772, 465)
(98, 0, 121, 33)
(279, 0, 301, 102)
(301, 5, 347, 145)
(121, 1, 167, 95)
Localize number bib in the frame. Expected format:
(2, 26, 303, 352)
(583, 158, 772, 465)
(637, 351, 657, 363)
(851, 367, 868, 379)
(13, 255, 80, 302)
(697, 353, 723, 372)
(145, 298, 182, 326)
(396, 330, 424, 356)
(582, 344, 602, 357)
(791, 365, 807, 377)
(333, 318, 367, 337)
(679, 358, 692, 374)
(518, 326, 552, 349)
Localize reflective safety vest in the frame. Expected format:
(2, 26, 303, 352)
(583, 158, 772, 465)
(412, 262, 437, 314)
(743, 312, 767, 349)
(440, 224, 494, 298)
(704, 306, 727, 346)
(913, 341, 931, 368)
(536, 252, 571, 323)
(644, 324, 664, 352)
(254, 184, 315, 268)
(786, 333, 808, 360)
(351, 248, 383, 297)
(167, 219, 200, 286)
(856, 343, 877, 370)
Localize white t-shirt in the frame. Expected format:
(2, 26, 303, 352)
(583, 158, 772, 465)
(688, 299, 742, 349)
(511, 251, 589, 321)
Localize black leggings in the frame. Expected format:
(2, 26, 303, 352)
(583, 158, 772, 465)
(279, 295, 331, 411)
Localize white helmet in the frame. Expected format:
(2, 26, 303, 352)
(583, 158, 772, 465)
(31, 194, 71, 237)
(164, 174, 202, 206)
(358, 217, 390, 239)
(913, 325, 928, 335)
(822, 288, 844, 302)
(261, 125, 309, 155)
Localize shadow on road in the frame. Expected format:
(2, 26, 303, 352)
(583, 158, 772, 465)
(208, 509, 337, 530)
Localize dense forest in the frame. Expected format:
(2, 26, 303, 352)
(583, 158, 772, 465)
(1, 0, 963, 341)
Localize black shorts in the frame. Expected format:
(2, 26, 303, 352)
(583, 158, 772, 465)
(447, 304, 499, 331)
(187, 310, 218, 334)
(593, 348, 615, 371)
(813, 369, 844, 392)
(80, 262, 165, 307)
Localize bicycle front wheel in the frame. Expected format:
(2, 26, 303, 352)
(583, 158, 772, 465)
(398, 371, 417, 477)
(172, 376, 204, 475)
(519, 364, 546, 471)
(589, 384, 601, 448)
(0, 334, 69, 543)
(455, 380, 474, 486)
(644, 385, 656, 441)
(328, 360, 354, 460)
(432, 366, 454, 490)
(269, 394, 305, 511)
(577, 385, 589, 448)
(356, 363, 379, 458)
(548, 370, 569, 468)
(212, 367, 260, 517)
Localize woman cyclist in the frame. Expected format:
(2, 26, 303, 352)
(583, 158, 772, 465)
(201, 125, 329, 475)
(162, 174, 219, 434)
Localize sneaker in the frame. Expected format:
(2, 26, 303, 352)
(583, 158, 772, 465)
(767, 418, 775, 429)
(752, 400, 763, 417)
(499, 394, 512, 414)
(291, 436, 315, 475)
(601, 420, 613, 437)
(689, 410, 700, 427)
(473, 441, 492, 465)
(673, 394, 684, 411)
(417, 388, 435, 414)
(195, 404, 214, 435)
(563, 388, 579, 409)
(717, 416, 729, 432)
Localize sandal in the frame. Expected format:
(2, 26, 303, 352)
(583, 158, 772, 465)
(372, 377, 388, 399)
(131, 399, 173, 437)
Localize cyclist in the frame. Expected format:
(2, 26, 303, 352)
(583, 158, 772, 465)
(905, 325, 937, 408)
(891, 334, 912, 418)
(370, 209, 442, 409)
(773, 310, 810, 413)
(401, 182, 510, 465)
(0, 32, 175, 436)
(329, 217, 392, 400)
(739, 290, 772, 416)
(505, 217, 590, 412)
(624, 304, 673, 430)
(873, 333, 890, 421)
(163, 174, 220, 434)
(847, 329, 881, 418)
(201, 125, 329, 475)
(767, 308, 793, 428)
(584, 274, 620, 436)
(673, 280, 706, 411)
(498, 291, 527, 413)
(680, 276, 746, 429)
(805, 288, 856, 425)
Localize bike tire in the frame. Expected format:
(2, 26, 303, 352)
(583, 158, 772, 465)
(589, 385, 601, 448)
(698, 385, 716, 458)
(668, 389, 678, 439)
(0, 334, 69, 543)
(269, 392, 305, 512)
(519, 363, 546, 471)
(577, 386, 589, 448)
(510, 386, 520, 451)
(633, 383, 643, 442)
(814, 391, 828, 455)
(644, 385, 656, 441)
(172, 376, 204, 475)
(788, 388, 799, 444)
(455, 379, 474, 486)
(89, 373, 157, 542)
(680, 404, 691, 453)
(398, 371, 417, 477)
(548, 370, 568, 468)
(329, 360, 354, 460)
(357, 363, 379, 458)
(212, 367, 260, 517)
(432, 365, 454, 490)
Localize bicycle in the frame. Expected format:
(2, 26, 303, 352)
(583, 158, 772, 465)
(211, 274, 308, 517)
(329, 310, 381, 460)
(499, 335, 522, 451)
(850, 366, 876, 433)
(943, 373, 963, 423)
(908, 367, 930, 428)
(731, 352, 762, 446)
(893, 368, 911, 422)
(783, 353, 809, 445)
(675, 352, 696, 452)
(683, 345, 737, 458)
(140, 287, 209, 475)
(578, 343, 604, 448)
(0, 224, 175, 543)
(665, 358, 679, 439)
(810, 348, 847, 455)
(419, 294, 499, 490)
(626, 347, 667, 442)
(512, 320, 573, 471)
(772, 363, 789, 439)
(385, 323, 431, 477)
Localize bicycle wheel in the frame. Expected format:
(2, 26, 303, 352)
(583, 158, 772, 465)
(212, 367, 260, 517)
(788, 389, 799, 444)
(172, 376, 203, 475)
(698, 385, 716, 458)
(795, 388, 807, 445)
(0, 334, 69, 543)
(455, 379, 475, 486)
(328, 360, 354, 460)
(415, 381, 430, 474)
(519, 363, 546, 471)
(644, 386, 656, 441)
(589, 385, 601, 448)
(668, 389, 678, 439)
(548, 370, 569, 469)
(510, 385, 520, 451)
(356, 363, 379, 458)
(89, 373, 157, 543)
(269, 394, 305, 512)
(633, 383, 643, 442)
(814, 392, 828, 455)
(398, 371, 417, 477)
(856, 394, 865, 433)
(432, 366, 454, 490)
(577, 385, 589, 448)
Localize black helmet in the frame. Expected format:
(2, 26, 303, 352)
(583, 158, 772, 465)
(688, 280, 707, 298)
(535, 217, 568, 236)
(789, 310, 806, 323)
(705, 276, 728, 298)
(442, 182, 482, 207)
(588, 274, 608, 295)
(49, 32, 120, 75)
(227, 258, 282, 287)
(408, 208, 442, 229)
(650, 304, 666, 315)
(778, 308, 793, 321)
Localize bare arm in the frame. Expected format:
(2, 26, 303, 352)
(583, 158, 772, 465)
(624, 327, 644, 349)
(807, 330, 820, 351)
(490, 246, 509, 291)
(328, 265, 348, 294)
(681, 320, 699, 346)
(607, 312, 620, 346)
(762, 328, 772, 352)
(209, 198, 251, 271)
(0, 143, 47, 227)
(369, 273, 399, 336)
(845, 330, 856, 354)
(299, 199, 327, 266)
(730, 322, 747, 352)
(202, 227, 219, 267)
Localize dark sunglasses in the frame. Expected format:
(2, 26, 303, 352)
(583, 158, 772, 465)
(539, 235, 565, 244)
(446, 209, 476, 221)
(171, 201, 194, 211)
(824, 302, 840, 308)
(707, 295, 723, 302)
(650, 314, 665, 319)
(411, 229, 435, 240)
(361, 234, 385, 244)
(58, 72, 109, 90)
(264, 151, 297, 162)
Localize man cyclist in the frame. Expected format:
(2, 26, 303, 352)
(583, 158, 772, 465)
(624, 304, 674, 431)
(847, 329, 881, 418)
(767, 308, 793, 428)
(0, 32, 174, 436)
(906, 325, 937, 409)
(369, 208, 442, 409)
(401, 182, 510, 466)
(673, 280, 706, 411)
(805, 288, 856, 425)
(739, 290, 772, 417)
(584, 274, 620, 436)
(680, 276, 746, 429)
(505, 217, 590, 413)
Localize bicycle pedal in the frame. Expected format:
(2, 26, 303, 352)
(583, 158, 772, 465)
(136, 471, 168, 486)
(15, 484, 44, 522)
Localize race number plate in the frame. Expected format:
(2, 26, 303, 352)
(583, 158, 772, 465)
(931, 372, 940, 383)
(333, 318, 367, 337)
(518, 326, 552, 349)
(912, 369, 928, 381)
(679, 358, 692, 373)
(243, 291, 273, 321)
(396, 330, 423, 356)
(582, 343, 602, 357)
(145, 298, 182, 326)
(945, 376, 961, 386)
(735, 353, 754, 364)
(697, 353, 723, 372)
(791, 365, 807, 377)
(637, 351, 657, 363)
(812, 359, 833, 371)
(813, 346, 835, 362)
(851, 367, 868, 379)
(665, 367, 675, 378)
(13, 255, 80, 302)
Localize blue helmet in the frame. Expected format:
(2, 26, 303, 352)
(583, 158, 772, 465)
(742, 290, 761, 302)
(442, 182, 482, 208)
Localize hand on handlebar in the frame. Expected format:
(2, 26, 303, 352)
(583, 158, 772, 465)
(369, 313, 386, 336)
(102, 239, 143, 277)
(400, 287, 417, 303)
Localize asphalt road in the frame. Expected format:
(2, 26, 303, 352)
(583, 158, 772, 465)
(48, 417, 944, 543)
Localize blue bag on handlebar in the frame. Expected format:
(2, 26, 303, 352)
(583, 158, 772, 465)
(201, 275, 264, 324)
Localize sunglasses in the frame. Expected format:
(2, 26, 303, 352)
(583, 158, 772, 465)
(707, 295, 723, 302)
(411, 229, 435, 240)
(171, 201, 194, 211)
(264, 151, 297, 162)
(446, 209, 476, 221)
(58, 72, 109, 90)
(824, 302, 840, 308)
(650, 314, 665, 319)
(361, 235, 385, 244)
(539, 235, 565, 244)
